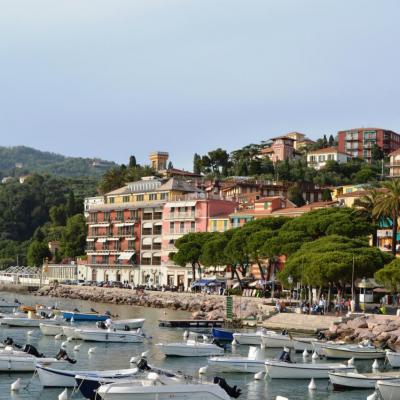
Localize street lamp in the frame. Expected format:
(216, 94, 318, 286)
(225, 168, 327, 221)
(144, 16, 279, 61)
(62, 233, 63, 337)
(287, 275, 293, 301)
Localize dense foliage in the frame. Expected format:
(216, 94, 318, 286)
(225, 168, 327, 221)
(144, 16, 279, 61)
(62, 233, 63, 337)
(0, 146, 116, 178)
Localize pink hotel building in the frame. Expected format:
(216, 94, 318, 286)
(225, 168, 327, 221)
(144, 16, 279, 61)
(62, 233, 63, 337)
(161, 195, 236, 288)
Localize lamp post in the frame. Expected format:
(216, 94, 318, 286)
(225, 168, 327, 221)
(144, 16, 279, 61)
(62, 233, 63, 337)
(288, 275, 293, 304)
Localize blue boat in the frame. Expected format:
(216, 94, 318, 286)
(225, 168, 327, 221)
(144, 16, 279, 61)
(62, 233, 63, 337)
(212, 327, 234, 341)
(62, 311, 109, 322)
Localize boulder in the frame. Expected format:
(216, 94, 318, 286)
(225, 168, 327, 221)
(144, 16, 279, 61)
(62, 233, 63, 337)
(347, 318, 368, 330)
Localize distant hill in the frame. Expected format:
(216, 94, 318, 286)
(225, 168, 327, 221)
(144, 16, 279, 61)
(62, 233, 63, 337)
(0, 146, 117, 179)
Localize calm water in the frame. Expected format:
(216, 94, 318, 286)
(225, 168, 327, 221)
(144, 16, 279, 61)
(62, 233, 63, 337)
(0, 292, 379, 400)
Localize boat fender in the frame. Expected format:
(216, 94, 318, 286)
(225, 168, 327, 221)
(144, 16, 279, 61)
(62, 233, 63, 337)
(213, 377, 241, 398)
(366, 392, 378, 400)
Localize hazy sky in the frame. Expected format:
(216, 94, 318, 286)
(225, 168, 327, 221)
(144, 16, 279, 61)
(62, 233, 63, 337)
(0, 0, 399, 169)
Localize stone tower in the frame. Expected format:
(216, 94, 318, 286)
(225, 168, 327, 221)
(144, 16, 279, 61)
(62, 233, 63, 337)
(149, 151, 169, 172)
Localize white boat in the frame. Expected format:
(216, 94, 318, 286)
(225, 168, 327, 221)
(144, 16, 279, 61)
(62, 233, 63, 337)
(76, 328, 144, 343)
(208, 346, 266, 373)
(265, 360, 355, 379)
(292, 337, 319, 352)
(0, 348, 68, 372)
(156, 333, 224, 357)
(111, 318, 145, 330)
(1, 315, 62, 328)
(261, 332, 293, 348)
(36, 365, 139, 387)
(232, 329, 273, 345)
(97, 376, 234, 400)
(40, 323, 65, 336)
(0, 299, 20, 309)
(312, 340, 347, 355)
(323, 345, 386, 359)
(329, 371, 400, 390)
(386, 350, 400, 368)
(62, 325, 83, 339)
(376, 379, 400, 400)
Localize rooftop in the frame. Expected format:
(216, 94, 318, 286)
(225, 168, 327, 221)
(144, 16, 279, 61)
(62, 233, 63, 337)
(307, 146, 349, 155)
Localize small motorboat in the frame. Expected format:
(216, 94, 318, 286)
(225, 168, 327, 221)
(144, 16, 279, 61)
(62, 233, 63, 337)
(376, 379, 400, 400)
(386, 350, 400, 368)
(62, 310, 109, 321)
(76, 328, 144, 343)
(0, 298, 20, 309)
(323, 344, 386, 359)
(232, 329, 273, 345)
(208, 346, 266, 373)
(265, 360, 355, 379)
(0, 346, 71, 372)
(261, 331, 293, 348)
(110, 318, 145, 330)
(292, 337, 319, 352)
(212, 328, 234, 342)
(63, 325, 83, 339)
(40, 323, 65, 336)
(37, 365, 139, 387)
(96, 375, 240, 400)
(1, 314, 62, 328)
(311, 340, 347, 355)
(329, 371, 400, 390)
(156, 333, 224, 357)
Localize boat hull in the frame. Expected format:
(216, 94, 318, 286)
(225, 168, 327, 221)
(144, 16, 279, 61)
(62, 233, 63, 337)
(329, 372, 400, 390)
(40, 323, 65, 336)
(212, 328, 233, 341)
(261, 334, 293, 348)
(77, 329, 144, 343)
(63, 326, 82, 339)
(293, 338, 318, 352)
(232, 333, 263, 345)
(1, 318, 60, 328)
(265, 361, 355, 379)
(377, 380, 400, 400)
(112, 319, 145, 330)
(208, 357, 265, 373)
(156, 343, 224, 357)
(62, 312, 108, 321)
(323, 346, 386, 359)
(386, 351, 400, 368)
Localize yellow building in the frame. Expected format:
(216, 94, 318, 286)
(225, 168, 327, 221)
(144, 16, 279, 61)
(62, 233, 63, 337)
(208, 215, 231, 232)
(331, 184, 369, 201)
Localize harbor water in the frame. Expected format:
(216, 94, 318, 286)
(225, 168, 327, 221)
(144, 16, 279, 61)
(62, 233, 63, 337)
(0, 292, 380, 400)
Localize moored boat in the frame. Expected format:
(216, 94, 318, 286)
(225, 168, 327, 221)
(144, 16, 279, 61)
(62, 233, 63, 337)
(376, 379, 400, 400)
(386, 350, 400, 368)
(156, 333, 224, 357)
(329, 371, 400, 390)
(265, 360, 355, 379)
(111, 318, 145, 330)
(212, 328, 234, 342)
(261, 331, 293, 348)
(40, 323, 65, 336)
(232, 329, 272, 345)
(62, 325, 83, 339)
(62, 311, 109, 322)
(292, 337, 319, 352)
(323, 345, 386, 359)
(76, 328, 144, 343)
(1, 315, 62, 328)
(37, 365, 139, 387)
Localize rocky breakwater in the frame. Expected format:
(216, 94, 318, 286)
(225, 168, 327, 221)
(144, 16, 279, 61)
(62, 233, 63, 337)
(36, 285, 271, 321)
(324, 314, 400, 350)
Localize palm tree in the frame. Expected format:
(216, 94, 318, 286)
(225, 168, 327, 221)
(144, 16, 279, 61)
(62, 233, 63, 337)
(373, 180, 400, 255)
(353, 188, 383, 247)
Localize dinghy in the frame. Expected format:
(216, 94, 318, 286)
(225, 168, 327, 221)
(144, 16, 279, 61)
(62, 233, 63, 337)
(110, 318, 145, 330)
(62, 310, 109, 321)
(261, 331, 293, 348)
(37, 365, 139, 387)
(40, 323, 65, 336)
(208, 346, 266, 373)
(385, 350, 400, 368)
(156, 333, 224, 357)
(232, 329, 273, 345)
(76, 328, 144, 343)
(1, 315, 62, 328)
(265, 360, 355, 379)
(329, 371, 400, 390)
(323, 344, 386, 359)
(292, 337, 319, 352)
(376, 379, 400, 400)
(96, 375, 240, 400)
(0, 299, 20, 310)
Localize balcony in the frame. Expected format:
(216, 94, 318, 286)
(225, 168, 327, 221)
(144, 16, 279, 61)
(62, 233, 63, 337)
(165, 212, 196, 220)
(168, 228, 196, 235)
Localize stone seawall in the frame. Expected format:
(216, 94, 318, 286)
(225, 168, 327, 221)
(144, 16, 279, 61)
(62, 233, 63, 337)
(35, 285, 275, 321)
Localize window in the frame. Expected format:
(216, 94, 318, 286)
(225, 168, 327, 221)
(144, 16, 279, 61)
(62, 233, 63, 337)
(154, 211, 162, 219)
(116, 211, 124, 221)
(109, 197, 115, 204)
(223, 220, 228, 230)
(191, 221, 195, 231)
(264, 202, 271, 209)
(180, 222, 185, 233)
(136, 194, 144, 202)
(90, 213, 98, 223)
(91, 256, 97, 265)
(170, 207, 175, 213)
(170, 222, 174, 233)
(130, 210, 138, 220)
(103, 212, 110, 222)
(102, 255, 109, 265)
(160, 193, 168, 200)
(149, 193, 157, 201)
(123, 196, 130, 203)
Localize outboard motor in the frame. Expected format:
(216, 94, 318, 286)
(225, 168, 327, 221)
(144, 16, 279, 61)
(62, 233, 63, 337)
(123, 325, 130, 331)
(212, 339, 227, 350)
(105, 311, 112, 316)
(73, 308, 80, 313)
(96, 321, 107, 330)
(137, 358, 151, 371)
(316, 330, 326, 340)
(213, 377, 241, 398)
(23, 344, 44, 358)
(90, 308, 98, 314)
(55, 349, 76, 364)
(281, 329, 288, 336)
(3, 337, 22, 349)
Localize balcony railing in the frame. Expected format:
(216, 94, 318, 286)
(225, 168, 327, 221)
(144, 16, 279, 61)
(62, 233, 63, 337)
(165, 212, 196, 220)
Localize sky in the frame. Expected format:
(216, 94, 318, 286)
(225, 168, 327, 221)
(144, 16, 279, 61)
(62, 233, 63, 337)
(0, 0, 399, 169)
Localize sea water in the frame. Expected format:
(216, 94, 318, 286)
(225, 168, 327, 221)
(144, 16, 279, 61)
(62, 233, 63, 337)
(0, 292, 377, 400)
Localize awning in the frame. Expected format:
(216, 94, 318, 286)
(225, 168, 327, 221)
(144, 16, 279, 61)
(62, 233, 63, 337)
(154, 222, 163, 226)
(152, 252, 162, 257)
(142, 222, 152, 229)
(86, 238, 95, 242)
(89, 223, 110, 228)
(141, 252, 152, 258)
(142, 237, 152, 245)
(115, 222, 135, 227)
(107, 238, 120, 241)
(118, 252, 135, 260)
(97, 238, 107, 243)
(153, 237, 162, 243)
(127, 237, 136, 241)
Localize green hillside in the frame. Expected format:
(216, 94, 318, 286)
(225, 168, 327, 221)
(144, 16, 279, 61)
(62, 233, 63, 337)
(0, 146, 117, 178)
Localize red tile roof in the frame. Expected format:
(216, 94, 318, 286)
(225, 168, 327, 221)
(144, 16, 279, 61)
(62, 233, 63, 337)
(307, 147, 349, 155)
